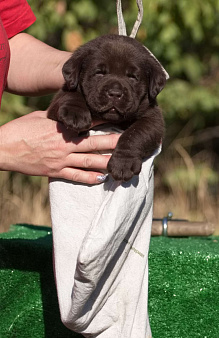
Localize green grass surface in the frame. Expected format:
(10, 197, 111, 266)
(0, 224, 218, 338)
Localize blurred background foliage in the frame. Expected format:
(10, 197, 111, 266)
(0, 0, 219, 232)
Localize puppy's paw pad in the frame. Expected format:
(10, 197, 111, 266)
(107, 155, 142, 181)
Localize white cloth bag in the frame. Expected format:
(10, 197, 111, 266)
(49, 128, 160, 337)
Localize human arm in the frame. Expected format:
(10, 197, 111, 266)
(7, 33, 71, 95)
(0, 111, 120, 184)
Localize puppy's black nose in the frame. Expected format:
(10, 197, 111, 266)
(107, 84, 123, 100)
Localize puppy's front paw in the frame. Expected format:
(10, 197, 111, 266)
(107, 153, 142, 181)
(58, 105, 92, 133)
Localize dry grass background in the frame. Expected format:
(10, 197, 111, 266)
(0, 172, 51, 233)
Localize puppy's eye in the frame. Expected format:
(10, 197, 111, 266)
(126, 73, 138, 81)
(95, 69, 106, 76)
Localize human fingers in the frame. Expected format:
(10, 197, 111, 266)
(70, 133, 121, 153)
(65, 153, 111, 170)
(50, 167, 109, 185)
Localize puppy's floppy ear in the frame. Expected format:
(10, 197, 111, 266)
(62, 57, 80, 91)
(148, 58, 167, 100)
(62, 46, 90, 91)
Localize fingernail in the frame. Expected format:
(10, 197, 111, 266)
(97, 174, 108, 183)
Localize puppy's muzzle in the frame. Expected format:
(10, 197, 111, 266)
(107, 83, 123, 101)
(93, 79, 133, 116)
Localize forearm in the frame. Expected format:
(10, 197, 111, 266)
(7, 33, 71, 96)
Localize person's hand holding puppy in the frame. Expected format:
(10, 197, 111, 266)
(0, 110, 120, 184)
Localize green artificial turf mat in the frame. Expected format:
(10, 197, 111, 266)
(0, 224, 218, 338)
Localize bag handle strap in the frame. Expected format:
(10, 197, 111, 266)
(117, 0, 143, 38)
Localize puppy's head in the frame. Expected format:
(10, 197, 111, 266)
(63, 35, 166, 122)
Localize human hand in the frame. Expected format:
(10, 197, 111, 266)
(0, 111, 120, 184)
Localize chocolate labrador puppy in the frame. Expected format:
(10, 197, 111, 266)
(48, 34, 166, 181)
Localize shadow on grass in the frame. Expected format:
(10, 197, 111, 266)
(0, 224, 82, 338)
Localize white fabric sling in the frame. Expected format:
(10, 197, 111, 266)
(50, 127, 160, 337)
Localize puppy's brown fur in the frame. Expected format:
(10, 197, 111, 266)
(48, 35, 166, 181)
